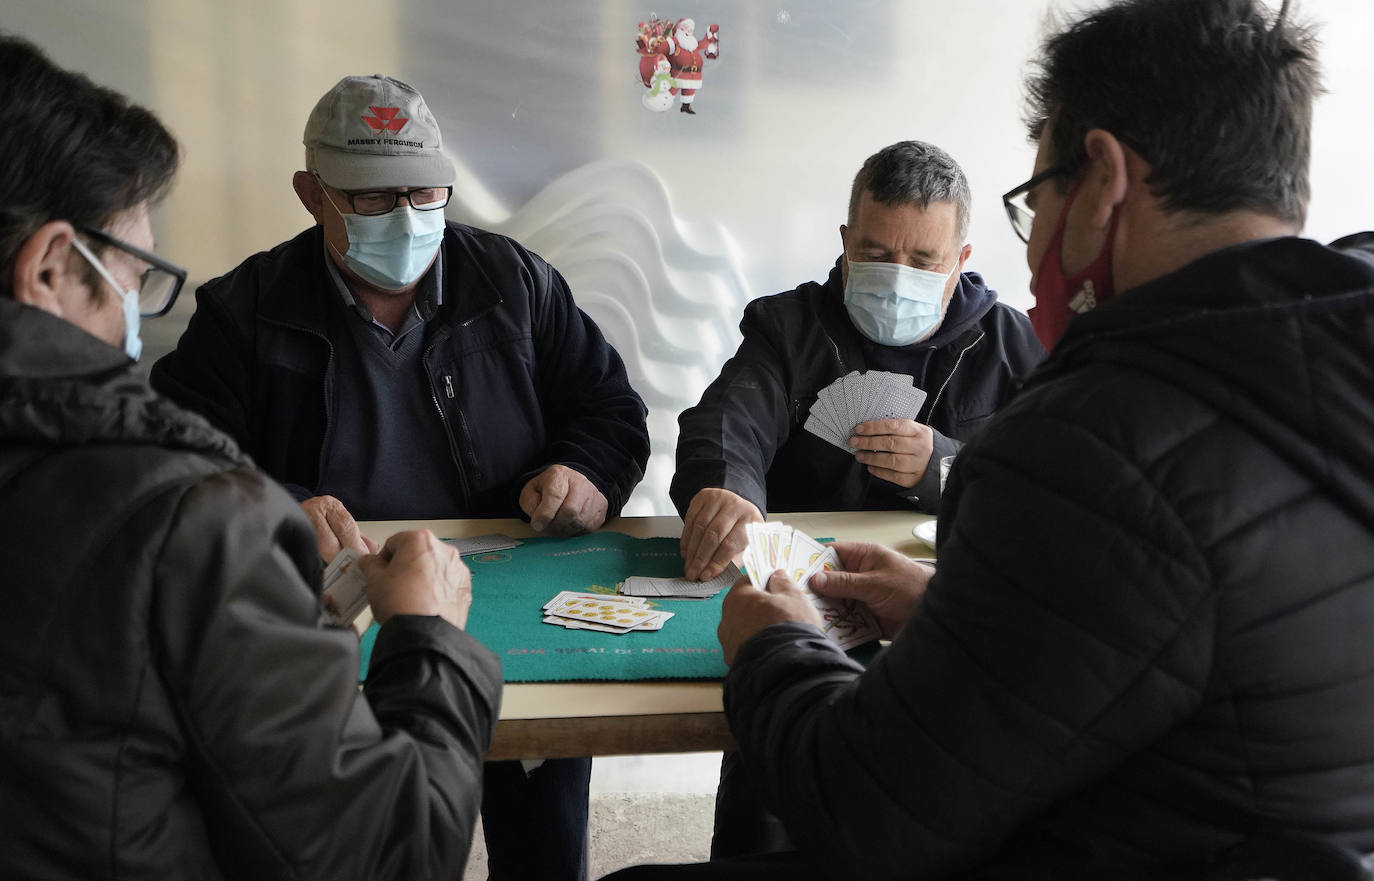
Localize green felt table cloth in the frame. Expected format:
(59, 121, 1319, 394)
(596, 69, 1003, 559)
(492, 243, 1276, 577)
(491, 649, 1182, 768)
(358, 533, 729, 682)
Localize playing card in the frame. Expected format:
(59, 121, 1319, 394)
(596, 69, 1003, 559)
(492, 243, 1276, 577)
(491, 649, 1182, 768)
(620, 564, 739, 598)
(444, 534, 524, 555)
(804, 412, 851, 452)
(322, 548, 369, 625)
(788, 531, 829, 582)
(543, 591, 645, 610)
(546, 596, 663, 629)
(816, 384, 848, 443)
(543, 614, 635, 633)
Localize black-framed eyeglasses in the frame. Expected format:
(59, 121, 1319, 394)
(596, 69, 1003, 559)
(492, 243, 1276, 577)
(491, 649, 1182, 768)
(1002, 165, 1069, 244)
(78, 226, 187, 317)
(335, 185, 453, 217)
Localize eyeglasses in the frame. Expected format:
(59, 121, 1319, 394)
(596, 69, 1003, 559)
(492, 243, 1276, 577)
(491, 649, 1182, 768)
(1001, 165, 1068, 244)
(78, 226, 187, 317)
(334, 185, 452, 217)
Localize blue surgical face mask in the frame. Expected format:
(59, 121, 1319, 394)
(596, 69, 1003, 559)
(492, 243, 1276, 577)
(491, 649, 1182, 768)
(322, 185, 445, 291)
(843, 258, 960, 347)
(70, 236, 143, 360)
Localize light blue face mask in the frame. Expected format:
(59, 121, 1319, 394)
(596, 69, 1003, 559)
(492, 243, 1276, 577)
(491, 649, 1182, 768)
(843, 258, 960, 347)
(70, 236, 143, 360)
(322, 186, 445, 291)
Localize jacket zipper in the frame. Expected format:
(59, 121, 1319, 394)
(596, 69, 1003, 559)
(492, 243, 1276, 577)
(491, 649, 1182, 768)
(424, 338, 480, 504)
(927, 330, 985, 417)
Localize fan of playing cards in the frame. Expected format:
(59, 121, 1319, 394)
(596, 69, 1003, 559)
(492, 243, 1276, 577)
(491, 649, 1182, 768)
(742, 522, 881, 650)
(803, 370, 928, 453)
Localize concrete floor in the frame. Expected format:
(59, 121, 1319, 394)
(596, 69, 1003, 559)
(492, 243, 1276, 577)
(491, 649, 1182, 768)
(464, 752, 723, 880)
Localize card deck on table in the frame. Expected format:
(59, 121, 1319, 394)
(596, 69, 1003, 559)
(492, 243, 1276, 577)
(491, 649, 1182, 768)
(743, 522, 881, 651)
(803, 370, 929, 453)
(619, 564, 741, 599)
(322, 548, 369, 626)
(542, 592, 674, 634)
(443, 534, 524, 555)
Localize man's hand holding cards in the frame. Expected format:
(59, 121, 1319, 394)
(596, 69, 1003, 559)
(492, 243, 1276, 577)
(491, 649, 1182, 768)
(322, 531, 473, 632)
(741, 522, 881, 651)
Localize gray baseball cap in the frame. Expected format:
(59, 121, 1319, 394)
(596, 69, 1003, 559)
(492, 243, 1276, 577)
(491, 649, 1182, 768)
(303, 74, 456, 190)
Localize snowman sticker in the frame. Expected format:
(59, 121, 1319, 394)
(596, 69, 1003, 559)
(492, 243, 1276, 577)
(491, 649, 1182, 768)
(642, 56, 675, 112)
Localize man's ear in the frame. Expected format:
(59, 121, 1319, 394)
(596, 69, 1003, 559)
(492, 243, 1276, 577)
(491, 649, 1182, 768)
(1079, 129, 1129, 230)
(11, 220, 80, 318)
(293, 170, 326, 224)
(957, 242, 972, 269)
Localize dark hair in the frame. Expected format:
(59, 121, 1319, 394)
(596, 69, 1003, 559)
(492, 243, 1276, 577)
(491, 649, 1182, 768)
(1024, 0, 1320, 226)
(0, 34, 179, 298)
(848, 140, 972, 244)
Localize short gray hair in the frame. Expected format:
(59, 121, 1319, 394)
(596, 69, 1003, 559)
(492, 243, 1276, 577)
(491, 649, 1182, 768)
(847, 141, 972, 244)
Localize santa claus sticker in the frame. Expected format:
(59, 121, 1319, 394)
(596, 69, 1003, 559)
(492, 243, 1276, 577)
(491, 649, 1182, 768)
(636, 16, 720, 114)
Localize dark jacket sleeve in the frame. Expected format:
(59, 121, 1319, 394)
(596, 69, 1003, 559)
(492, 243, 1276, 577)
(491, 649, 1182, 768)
(724, 407, 1213, 879)
(150, 284, 255, 456)
(150, 466, 501, 880)
(897, 427, 961, 512)
(524, 253, 650, 518)
(670, 301, 795, 517)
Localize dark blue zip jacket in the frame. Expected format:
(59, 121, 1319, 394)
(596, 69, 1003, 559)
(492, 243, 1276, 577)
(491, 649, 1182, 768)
(151, 222, 650, 519)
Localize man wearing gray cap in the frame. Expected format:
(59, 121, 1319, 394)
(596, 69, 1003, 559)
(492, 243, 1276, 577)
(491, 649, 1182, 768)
(154, 73, 650, 881)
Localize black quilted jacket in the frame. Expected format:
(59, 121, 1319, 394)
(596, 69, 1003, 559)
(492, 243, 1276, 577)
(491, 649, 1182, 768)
(725, 234, 1374, 880)
(0, 298, 502, 879)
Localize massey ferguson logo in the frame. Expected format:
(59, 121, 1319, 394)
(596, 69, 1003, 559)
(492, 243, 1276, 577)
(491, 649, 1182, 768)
(361, 106, 408, 133)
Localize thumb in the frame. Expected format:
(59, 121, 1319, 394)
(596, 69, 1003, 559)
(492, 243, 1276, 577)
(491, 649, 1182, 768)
(518, 478, 542, 518)
(356, 552, 385, 581)
(764, 569, 802, 595)
(808, 568, 864, 600)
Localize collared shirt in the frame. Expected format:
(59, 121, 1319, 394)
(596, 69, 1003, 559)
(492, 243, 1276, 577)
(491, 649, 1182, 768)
(322, 242, 444, 350)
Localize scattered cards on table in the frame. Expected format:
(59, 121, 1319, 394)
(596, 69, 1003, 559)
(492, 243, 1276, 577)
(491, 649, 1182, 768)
(803, 370, 928, 453)
(742, 522, 881, 651)
(619, 564, 742, 599)
(322, 548, 369, 626)
(542, 591, 674, 634)
(443, 534, 524, 555)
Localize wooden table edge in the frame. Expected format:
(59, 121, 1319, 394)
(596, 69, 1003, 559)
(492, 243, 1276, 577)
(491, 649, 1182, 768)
(487, 711, 736, 761)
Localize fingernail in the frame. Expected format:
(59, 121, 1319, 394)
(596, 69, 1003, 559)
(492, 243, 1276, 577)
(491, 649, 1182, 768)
(810, 573, 827, 589)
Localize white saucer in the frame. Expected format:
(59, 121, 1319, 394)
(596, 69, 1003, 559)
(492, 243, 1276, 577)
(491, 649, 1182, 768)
(912, 520, 938, 544)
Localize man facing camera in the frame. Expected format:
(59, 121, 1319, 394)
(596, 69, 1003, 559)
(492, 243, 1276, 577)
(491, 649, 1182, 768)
(671, 140, 1043, 584)
(153, 74, 649, 881)
(671, 140, 1042, 860)
(0, 36, 498, 879)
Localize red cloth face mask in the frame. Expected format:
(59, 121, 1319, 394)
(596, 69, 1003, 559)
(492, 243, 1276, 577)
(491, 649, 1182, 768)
(1028, 181, 1122, 351)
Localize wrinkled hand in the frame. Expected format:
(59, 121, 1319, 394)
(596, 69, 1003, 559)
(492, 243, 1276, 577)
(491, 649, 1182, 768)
(681, 488, 763, 582)
(520, 464, 609, 536)
(849, 419, 934, 488)
(301, 495, 378, 563)
(358, 530, 472, 630)
(718, 569, 825, 665)
(808, 541, 933, 639)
